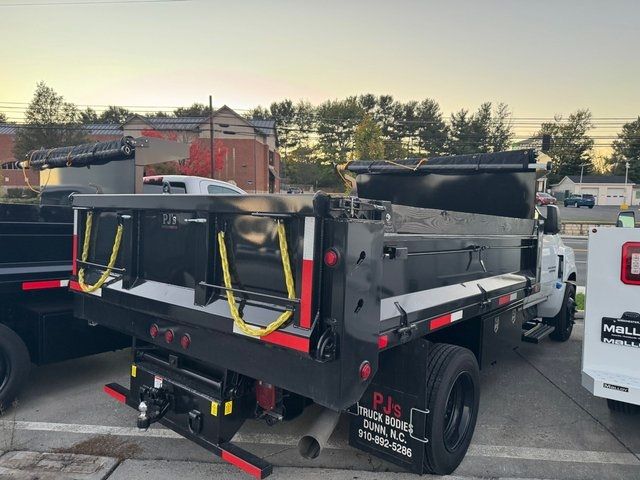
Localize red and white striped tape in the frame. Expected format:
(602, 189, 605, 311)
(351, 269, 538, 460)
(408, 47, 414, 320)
(299, 217, 315, 329)
(72, 209, 79, 276)
(22, 279, 69, 291)
(498, 292, 518, 306)
(429, 310, 464, 330)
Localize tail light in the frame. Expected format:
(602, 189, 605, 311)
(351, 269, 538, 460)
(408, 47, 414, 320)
(621, 242, 640, 285)
(180, 334, 191, 350)
(324, 248, 339, 267)
(149, 324, 159, 338)
(255, 381, 276, 412)
(164, 329, 175, 344)
(359, 361, 372, 381)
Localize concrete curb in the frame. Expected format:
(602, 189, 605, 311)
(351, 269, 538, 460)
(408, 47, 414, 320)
(560, 235, 588, 240)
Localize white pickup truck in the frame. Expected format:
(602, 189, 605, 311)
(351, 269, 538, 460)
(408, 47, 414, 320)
(522, 205, 578, 343)
(142, 175, 246, 195)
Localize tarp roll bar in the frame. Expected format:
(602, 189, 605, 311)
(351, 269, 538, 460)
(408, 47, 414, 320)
(346, 149, 540, 175)
(17, 136, 136, 171)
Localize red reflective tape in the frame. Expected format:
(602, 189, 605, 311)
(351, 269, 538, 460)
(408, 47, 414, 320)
(69, 280, 82, 291)
(378, 335, 389, 349)
(299, 259, 314, 329)
(22, 280, 62, 291)
(430, 314, 452, 330)
(221, 450, 262, 479)
(261, 331, 310, 353)
(103, 385, 126, 404)
(72, 233, 78, 276)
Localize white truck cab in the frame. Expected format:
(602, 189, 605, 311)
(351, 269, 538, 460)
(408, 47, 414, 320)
(523, 205, 578, 343)
(143, 175, 246, 195)
(582, 210, 640, 414)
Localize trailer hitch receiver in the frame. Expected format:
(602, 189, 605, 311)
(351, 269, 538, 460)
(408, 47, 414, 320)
(137, 386, 172, 429)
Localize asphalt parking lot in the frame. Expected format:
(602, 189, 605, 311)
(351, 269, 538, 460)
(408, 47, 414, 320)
(551, 204, 638, 287)
(562, 236, 587, 287)
(1, 320, 639, 480)
(555, 205, 639, 224)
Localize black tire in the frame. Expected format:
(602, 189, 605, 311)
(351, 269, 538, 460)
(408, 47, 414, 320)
(588, 205, 594, 209)
(0, 324, 31, 411)
(550, 284, 576, 342)
(423, 343, 480, 475)
(607, 399, 640, 414)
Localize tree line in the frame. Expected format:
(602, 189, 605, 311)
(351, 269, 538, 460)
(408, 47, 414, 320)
(246, 96, 517, 188)
(6, 83, 640, 188)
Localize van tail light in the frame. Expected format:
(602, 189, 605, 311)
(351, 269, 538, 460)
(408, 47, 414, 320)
(621, 242, 640, 285)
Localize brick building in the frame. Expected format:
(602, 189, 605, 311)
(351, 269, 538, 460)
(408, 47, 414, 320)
(123, 106, 280, 193)
(0, 124, 39, 191)
(0, 106, 280, 193)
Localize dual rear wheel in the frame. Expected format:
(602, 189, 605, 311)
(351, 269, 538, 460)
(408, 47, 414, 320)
(423, 343, 480, 475)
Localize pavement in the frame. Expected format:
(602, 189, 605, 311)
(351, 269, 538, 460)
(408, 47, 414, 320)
(1, 320, 639, 480)
(551, 205, 639, 224)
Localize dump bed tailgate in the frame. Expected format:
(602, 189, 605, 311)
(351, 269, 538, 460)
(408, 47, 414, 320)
(71, 194, 387, 409)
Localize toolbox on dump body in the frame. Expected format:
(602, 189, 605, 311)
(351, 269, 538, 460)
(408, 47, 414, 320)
(71, 149, 555, 478)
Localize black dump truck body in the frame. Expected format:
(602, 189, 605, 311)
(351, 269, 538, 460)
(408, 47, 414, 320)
(0, 203, 127, 408)
(71, 150, 546, 478)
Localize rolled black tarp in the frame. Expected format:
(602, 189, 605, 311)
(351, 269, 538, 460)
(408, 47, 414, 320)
(18, 136, 136, 171)
(346, 150, 542, 219)
(346, 149, 539, 174)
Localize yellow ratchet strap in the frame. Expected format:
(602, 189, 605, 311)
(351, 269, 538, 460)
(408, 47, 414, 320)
(217, 221, 296, 337)
(78, 211, 124, 293)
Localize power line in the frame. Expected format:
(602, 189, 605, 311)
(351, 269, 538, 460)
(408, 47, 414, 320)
(0, 102, 637, 122)
(0, 0, 190, 6)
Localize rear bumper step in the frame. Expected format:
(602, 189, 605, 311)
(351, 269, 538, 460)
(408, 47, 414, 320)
(102, 382, 273, 479)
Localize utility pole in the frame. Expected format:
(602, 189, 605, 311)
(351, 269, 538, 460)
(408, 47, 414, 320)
(209, 95, 214, 179)
(624, 161, 630, 207)
(578, 163, 589, 195)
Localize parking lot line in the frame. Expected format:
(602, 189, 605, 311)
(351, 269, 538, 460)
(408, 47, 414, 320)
(3, 420, 639, 466)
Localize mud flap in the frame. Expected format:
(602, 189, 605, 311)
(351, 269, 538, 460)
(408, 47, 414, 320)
(348, 340, 429, 473)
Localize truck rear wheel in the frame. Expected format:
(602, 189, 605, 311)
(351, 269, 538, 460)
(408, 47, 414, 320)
(0, 324, 31, 410)
(607, 399, 640, 414)
(423, 343, 480, 475)
(550, 284, 576, 342)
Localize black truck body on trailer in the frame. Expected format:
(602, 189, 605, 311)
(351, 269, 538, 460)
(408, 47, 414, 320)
(0, 203, 128, 408)
(71, 149, 547, 478)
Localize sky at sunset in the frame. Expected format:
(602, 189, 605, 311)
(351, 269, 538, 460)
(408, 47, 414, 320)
(1, 0, 639, 142)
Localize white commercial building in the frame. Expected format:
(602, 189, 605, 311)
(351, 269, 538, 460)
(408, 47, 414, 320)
(551, 175, 637, 206)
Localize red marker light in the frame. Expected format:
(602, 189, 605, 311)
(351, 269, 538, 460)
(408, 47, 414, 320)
(164, 329, 174, 344)
(180, 334, 191, 350)
(324, 248, 339, 267)
(359, 361, 372, 381)
(149, 324, 159, 338)
(378, 335, 388, 349)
